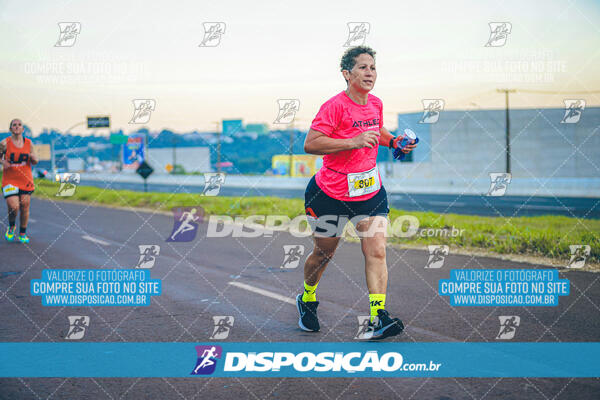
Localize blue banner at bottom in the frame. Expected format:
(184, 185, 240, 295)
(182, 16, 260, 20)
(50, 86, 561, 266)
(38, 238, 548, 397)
(0, 342, 598, 378)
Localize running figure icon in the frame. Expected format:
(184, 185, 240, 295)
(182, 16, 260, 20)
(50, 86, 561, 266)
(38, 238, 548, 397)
(169, 208, 201, 241)
(210, 316, 234, 339)
(137, 245, 160, 268)
(281, 245, 305, 269)
(191, 345, 223, 375)
(496, 315, 520, 340)
(193, 346, 219, 373)
(65, 316, 89, 340)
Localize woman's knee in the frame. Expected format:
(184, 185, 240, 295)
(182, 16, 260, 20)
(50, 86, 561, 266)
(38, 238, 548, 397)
(19, 197, 30, 209)
(312, 237, 339, 265)
(314, 248, 335, 264)
(363, 241, 387, 260)
(6, 199, 19, 213)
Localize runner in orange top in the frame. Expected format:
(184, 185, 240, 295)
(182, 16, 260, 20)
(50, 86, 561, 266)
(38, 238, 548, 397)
(1, 119, 38, 243)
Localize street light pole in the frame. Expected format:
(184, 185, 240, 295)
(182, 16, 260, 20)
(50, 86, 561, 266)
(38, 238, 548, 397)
(497, 89, 516, 174)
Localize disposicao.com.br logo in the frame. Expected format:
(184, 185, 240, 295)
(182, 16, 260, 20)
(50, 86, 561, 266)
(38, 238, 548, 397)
(193, 348, 442, 375)
(205, 214, 464, 239)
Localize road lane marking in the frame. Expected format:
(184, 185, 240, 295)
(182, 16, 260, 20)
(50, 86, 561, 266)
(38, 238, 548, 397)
(228, 281, 458, 341)
(82, 235, 110, 246)
(228, 281, 295, 305)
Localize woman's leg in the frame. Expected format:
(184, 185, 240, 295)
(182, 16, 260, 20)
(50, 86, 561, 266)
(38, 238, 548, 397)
(6, 195, 19, 230)
(18, 194, 31, 235)
(356, 215, 389, 294)
(303, 235, 341, 286)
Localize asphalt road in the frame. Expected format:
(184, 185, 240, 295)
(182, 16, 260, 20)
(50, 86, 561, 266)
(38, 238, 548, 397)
(81, 179, 600, 219)
(1, 198, 599, 399)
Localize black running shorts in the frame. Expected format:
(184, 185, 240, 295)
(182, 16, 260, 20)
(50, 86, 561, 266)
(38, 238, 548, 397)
(2, 184, 34, 199)
(304, 175, 389, 237)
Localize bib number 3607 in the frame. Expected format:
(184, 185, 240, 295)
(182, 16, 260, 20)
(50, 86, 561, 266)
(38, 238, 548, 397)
(347, 166, 381, 197)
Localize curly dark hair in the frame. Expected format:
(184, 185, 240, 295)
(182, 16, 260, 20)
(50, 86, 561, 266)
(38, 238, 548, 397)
(340, 46, 376, 83)
(9, 119, 22, 130)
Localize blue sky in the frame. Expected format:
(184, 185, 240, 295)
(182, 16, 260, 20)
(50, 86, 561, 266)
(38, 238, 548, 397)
(1, 0, 599, 135)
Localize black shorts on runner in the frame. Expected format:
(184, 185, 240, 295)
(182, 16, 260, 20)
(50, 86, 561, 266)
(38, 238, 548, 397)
(2, 185, 34, 199)
(304, 175, 389, 237)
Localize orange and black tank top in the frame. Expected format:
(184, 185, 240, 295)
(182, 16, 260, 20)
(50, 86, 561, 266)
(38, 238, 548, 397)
(2, 136, 34, 191)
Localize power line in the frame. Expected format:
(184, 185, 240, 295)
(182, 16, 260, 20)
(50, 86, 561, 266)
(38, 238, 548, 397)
(515, 89, 600, 94)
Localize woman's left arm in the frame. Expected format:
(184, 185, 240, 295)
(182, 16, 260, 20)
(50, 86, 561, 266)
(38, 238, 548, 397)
(379, 126, 395, 148)
(29, 143, 39, 165)
(379, 126, 418, 154)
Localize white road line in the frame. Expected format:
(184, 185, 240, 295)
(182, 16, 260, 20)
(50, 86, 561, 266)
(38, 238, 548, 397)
(228, 281, 295, 305)
(81, 235, 110, 246)
(228, 281, 457, 341)
(29, 219, 37, 223)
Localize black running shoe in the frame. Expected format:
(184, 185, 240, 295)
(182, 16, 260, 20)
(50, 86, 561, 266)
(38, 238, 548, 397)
(363, 309, 404, 340)
(296, 294, 320, 332)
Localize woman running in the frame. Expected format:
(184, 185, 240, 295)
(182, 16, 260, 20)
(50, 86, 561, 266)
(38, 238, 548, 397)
(296, 46, 417, 339)
(1, 119, 38, 243)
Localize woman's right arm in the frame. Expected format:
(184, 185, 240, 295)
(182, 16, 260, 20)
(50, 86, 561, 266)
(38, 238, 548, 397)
(0, 139, 9, 169)
(303, 129, 380, 155)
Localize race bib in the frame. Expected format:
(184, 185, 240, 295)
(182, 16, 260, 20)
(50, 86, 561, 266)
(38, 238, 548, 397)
(2, 184, 18, 197)
(347, 166, 381, 198)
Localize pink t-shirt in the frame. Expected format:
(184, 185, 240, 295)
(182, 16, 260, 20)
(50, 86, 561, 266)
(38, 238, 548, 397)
(310, 91, 383, 201)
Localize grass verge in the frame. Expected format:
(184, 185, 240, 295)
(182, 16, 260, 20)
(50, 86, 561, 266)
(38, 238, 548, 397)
(32, 178, 599, 265)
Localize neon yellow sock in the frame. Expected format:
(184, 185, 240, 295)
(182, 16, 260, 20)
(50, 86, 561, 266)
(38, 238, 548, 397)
(302, 281, 319, 302)
(369, 293, 386, 323)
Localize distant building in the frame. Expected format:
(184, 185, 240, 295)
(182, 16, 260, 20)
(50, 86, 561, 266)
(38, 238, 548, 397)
(146, 147, 211, 174)
(245, 123, 269, 136)
(272, 154, 322, 177)
(387, 107, 600, 196)
(67, 158, 85, 171)
(222, 119, 243, 136)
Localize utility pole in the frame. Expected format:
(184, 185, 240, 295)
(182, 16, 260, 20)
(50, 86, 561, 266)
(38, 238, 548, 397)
(144, 128, 149, 163)
(288, 120, 294, 177)
(119, 143, 123, 171)
(497, 89, 516, 174)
